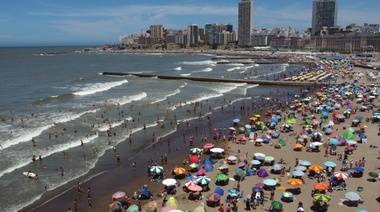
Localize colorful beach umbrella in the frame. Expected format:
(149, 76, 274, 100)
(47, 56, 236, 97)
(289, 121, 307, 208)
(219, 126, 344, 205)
(235, 168, 246, 177)
(127, 204, 139, 212)
(150, 166, 163, 173)
(112, 191, 126, 199)
(282, 191, 294, 198)
(190, 148, 202, 154)
(309, 165, 323, 172)
(313, 194, 331, 202)
(216, 173, 229, 181)
(313, 183, 328, 191)
(185, 180, 197, 187)
(165, 197, 179, 208)
(174, 167, 186, 175)
(227, 188, 240, 197)
(145, 201, 158, 212)
(206, 193, 221, 202)
(333, 172, 349, 180)
(189, 163, 199, 169)
(287, 178, 304, 186)
(196, 176, 211, 185)
(271, 201, 283, 210)
(109, 201, 122, 209)
(203, 143, 214, 149)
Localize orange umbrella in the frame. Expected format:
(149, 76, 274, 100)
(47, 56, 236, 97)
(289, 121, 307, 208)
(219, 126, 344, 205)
(173, 167, 186, 175)
(187, 184, 202, 192)
(287, 178, 304, 186)
(328, 134, 336, 138)
(277, 186, 287, 190)
(309, 165, 323, 172)
(294, 143, 303, 148)
(313, 182, 329, 191)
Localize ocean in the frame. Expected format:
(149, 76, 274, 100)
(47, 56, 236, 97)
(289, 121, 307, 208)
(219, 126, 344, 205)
(0, 46, 304, 211)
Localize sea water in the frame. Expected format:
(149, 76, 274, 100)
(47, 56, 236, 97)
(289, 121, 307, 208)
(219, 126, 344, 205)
(0, 47, 303, 211)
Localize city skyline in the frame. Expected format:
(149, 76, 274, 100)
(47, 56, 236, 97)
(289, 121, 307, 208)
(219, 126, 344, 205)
(0, 0, 379, 47)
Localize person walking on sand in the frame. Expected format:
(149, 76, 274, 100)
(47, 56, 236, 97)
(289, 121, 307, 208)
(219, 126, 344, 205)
(270, 188, 275, 201)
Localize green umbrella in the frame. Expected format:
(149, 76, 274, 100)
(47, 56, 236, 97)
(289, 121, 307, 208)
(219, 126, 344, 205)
(271, 201, 283, 210)
(190, 148, 202, 154)
(196, 176, 211, 185)
(369, 172, 379, 179)
(265, 156, 275, 161)
(303, 117, 311, 124)
(235, 168, 246, 177)
(346, 127, 355, 133)
(343, 131, 355, 140)
(150, 166, 163, 174)
(216, 173, 229, 181)
(127, 204, 139, 212)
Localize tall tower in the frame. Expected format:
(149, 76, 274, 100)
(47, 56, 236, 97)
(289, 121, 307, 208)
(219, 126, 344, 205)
(188, 24, 199, 45)
(238, 0, 253, 46)
(311, 0, 338, 35)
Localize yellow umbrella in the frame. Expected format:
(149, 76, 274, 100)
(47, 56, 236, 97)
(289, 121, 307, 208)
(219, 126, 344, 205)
(287, 178, 304, 186)
(313, 194, 331, 202)
(164, 196, 179, 208)
(309, 165, 323, 172)
(277, 186, 287, 190)
(173, 167, 186, 175)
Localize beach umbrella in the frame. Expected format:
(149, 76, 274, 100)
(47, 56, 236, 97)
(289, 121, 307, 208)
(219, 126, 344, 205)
(174, 167, 186, 175)
(309, 165, 323, 172)
(236, 162, 246, 167)
(185, 180, 197, 187)
(257, 168, 269, 178)
(227, 155, 237, 161)
(233, 118, 240, 123)
(347, 140, 357, 145)
(216, 173, 229, 181)
(161, 206, 179, 212)
(254, 152, 265, 158)
(214, 187, 224, 196)
(127, 204, 139, 212)
(256, 156, 265, 161)
(287, 178, 304, 186)
(251, 160, 261, 165)
(265, 156, 275, 162)
(190, 155, 199, 163)
(203, 143, 214, 149)
(282, 191, 294, 198)
(293, 171, 305, 177)
(345, 192, 361, 201)
(271, 201, 283, 210)
(263, 179, 277, 186)
(188, 184, 203, 192)
(294, 143, 303, 148)
(324, 161, 337, 168)
(313, 183, 328, 191)
(272, 164, 284, 171)
(196, 169, 206, 176)
(190, 148, 202, 154)
(313, 194, 331, 202)
(277, 186, 287, 191)
(196, 176, 211, 185)
(235, 168, 246, 177)
(109, 201, 122, 210)
(162, 178, 177, 186)
(218, 164, 228, 170)
(189, 163, 199, 169)
(333, 172, 349, 180)
(145, 201, 158, 212)
(252, 186, 263, 193)
(150, 166, 164, 174)
(295, 166, 307, 171)
(356, 210, 368, 212)
(193, 206, 206, 212)
(206, 193, 221, 202)
(229, 127, 236, 131)
(210, 147, 224, 153)
(312, 132, 322, 137)
(112, 191, 126, 199)
(369, 172, 379, 180)
(227, 188, 240, 197)
(165, 197, 179, 208)
(351, 167, 365, 172)
(346, 146, 355, 151)
(329, 138, 338, 145)
(299, 160, 311, 166)
(343, 131, 355, 140)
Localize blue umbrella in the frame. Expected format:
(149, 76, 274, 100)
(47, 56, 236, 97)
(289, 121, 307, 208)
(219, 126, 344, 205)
(356, 210, 368, 212)
(325, 128, 333, 134)
(271, 132, 279, 138)
(324, 161, 337, 168)
(351, 167, 364, 172)
(227, 188, 240, 197)
(252, 186, 263, 193)
(256, 156, 265, 161)
(299, 160, 311, 166)
(329, 138, 338, 145)
(271, 117, 278, 123)
(293, 171, 305, 177)
(263, 179, 277, 186)
(233, 118, 240, 123)
(321, 111, 328, 117)
(214, 187, 224, 196)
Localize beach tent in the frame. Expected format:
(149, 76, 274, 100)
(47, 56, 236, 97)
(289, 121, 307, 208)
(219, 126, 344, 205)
(257, 168, 269, 178)
(204, 163, 214, 172)
(214, 187, 224, 196)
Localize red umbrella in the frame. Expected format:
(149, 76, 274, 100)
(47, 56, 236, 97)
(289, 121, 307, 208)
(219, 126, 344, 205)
(203, 143, 214, 149)
(188, 184, 203, 192)
(346, 146, 355, 151)
(190, 155, 199, 163)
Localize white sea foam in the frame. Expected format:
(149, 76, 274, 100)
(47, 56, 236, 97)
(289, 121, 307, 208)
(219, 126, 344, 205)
(180, 73, 191, 76)
(107, 92, 147, 105)
(193, 67, 213, 73)
(227, 66, 241, 72)
(151, 89, 180, 104)
(174, 67, 182, 71)
(181, 60, 217, 66)
(73, 79, 128, 96)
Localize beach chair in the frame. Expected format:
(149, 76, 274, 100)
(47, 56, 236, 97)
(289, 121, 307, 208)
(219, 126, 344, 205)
(150, 174, 162, 182)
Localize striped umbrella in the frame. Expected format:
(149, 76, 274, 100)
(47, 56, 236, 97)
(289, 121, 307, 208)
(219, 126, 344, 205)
(206, 193, 221, 202)
(189, 163, 199, 169)
(185, 180, 197, 187)
(227, 188, 240, 197)
(196, 176, 211, 185)
(333, 172, 349, 180)
(145, 201, 158, 212)
(190, 148, 202, 154)
(164, 197, 179, 208)
(173, 167, 186, 175)
(287, 178, 304, 186)
(150, 166, 163, 174)
(309, 165, 323, 172)
(313, 194, 331, 202)
(282, 191, 294, 198)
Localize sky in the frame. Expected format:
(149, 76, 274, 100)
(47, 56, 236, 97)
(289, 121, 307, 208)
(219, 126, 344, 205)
(0, 0, 379, 47)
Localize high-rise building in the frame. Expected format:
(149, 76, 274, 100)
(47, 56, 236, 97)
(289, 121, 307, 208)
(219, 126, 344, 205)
(311, 0, 338, 35)
(188, 24, 199, 45)
(238, 0, 253, 46)
(149, 25, 164, 41)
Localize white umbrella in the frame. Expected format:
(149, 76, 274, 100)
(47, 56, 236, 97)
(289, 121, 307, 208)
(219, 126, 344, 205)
(251, 160, 261, 165)
(255, 138, 263, 142)
(254, 152, 265, 157)
(227, 156, 237, 161)
(311, 142, 323, 146)
(162, 178, 177, 186)
(210, 147, 224, 153)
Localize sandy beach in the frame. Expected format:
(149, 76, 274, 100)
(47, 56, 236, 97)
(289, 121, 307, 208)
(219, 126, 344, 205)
(24, 58, 380, 212)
